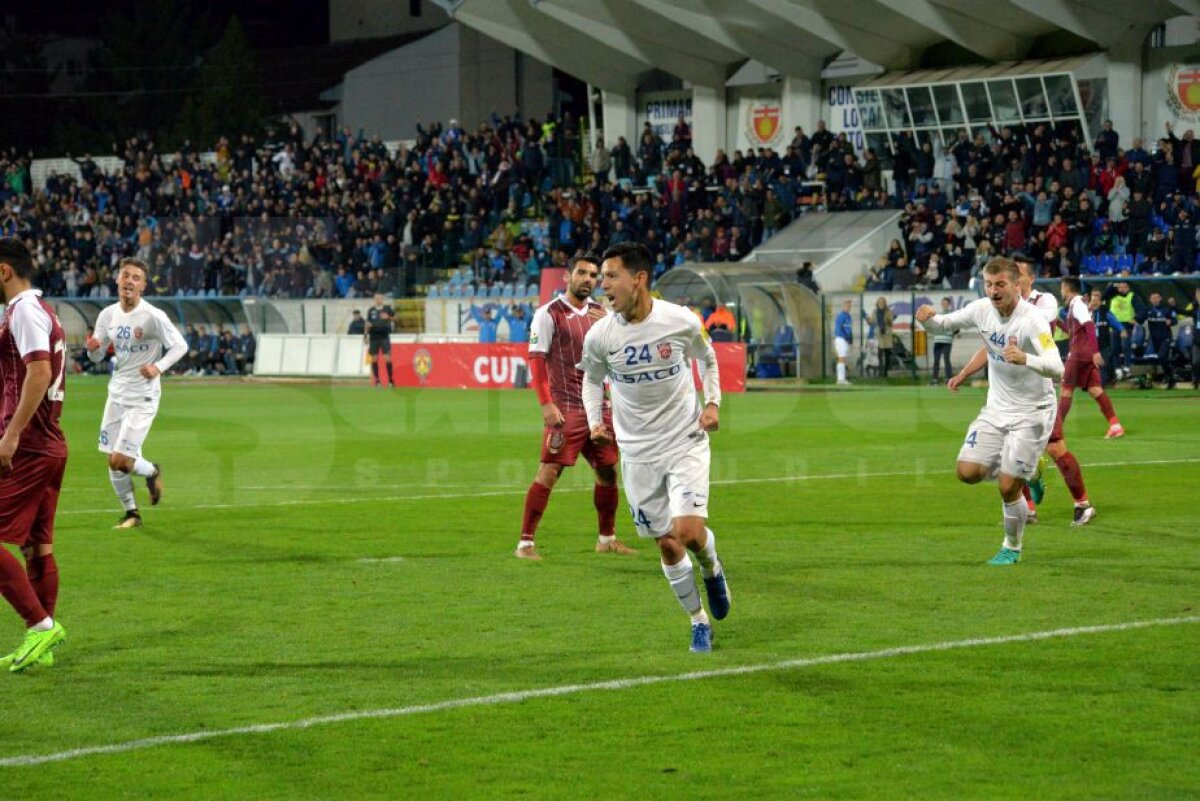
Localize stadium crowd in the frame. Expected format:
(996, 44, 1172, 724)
(0, 111, 853, 301)
(863, 120, 1200, 293)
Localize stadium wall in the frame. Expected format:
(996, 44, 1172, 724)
(338, 23, 553, 140)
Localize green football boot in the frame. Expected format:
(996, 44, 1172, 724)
(987, 547, 1022, 566)
(9, 621, 66, 673)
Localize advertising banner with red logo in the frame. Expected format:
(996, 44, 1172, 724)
(391, 343, 746, 392)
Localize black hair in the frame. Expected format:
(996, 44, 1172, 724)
(569, 252, 601, 272)
(0, 237, 34, 280)
(1061, 276, 1082, 295)
(602, 242, 653, 276)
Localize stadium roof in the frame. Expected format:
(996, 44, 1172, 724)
(438, 0, 1197, 89)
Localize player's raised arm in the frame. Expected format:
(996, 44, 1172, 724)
(917, 300, 977, 335)
(151, 309, 188, 377)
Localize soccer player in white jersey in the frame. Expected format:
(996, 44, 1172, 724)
(917, 257, 1064, 565)
(579, 242, 730, 652)
(949, 255, 1059, 520)
(86, 258, 187, 528)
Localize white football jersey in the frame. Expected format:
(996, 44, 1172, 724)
(1026, 289, 1059, 324)
(92, 299, 187, 403)
(579, 299, 720, 463)
(922, 297, 1061, 426)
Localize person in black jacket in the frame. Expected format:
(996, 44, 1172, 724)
(1171, 208, 1196, 273)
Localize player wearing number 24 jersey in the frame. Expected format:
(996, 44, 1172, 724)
(0, 237, 68, 672)
(579, 242, 730, 654)
(88, 258, 187, 529)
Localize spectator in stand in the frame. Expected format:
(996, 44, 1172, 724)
(1171, 208, 1196, 273)
(347, 309, 365, 335)
(589, 139, 611, 185)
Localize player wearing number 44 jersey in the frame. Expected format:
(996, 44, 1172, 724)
(515, 253, 636, 560)
(580, 243, 730, 653)
(0, 238, 68, 672)
(918, 257, 1064, 565)
(87, 258, 187, 529)
(949, 257, 1097, 527)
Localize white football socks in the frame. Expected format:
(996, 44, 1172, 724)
(661, 556, 707, 624)
(694, 528, 722, 578)
(836, 363, 847, 382)
(132, 457, 156, 478)
(110, 469, 137, 511)
(1002, 498, 1028, 551)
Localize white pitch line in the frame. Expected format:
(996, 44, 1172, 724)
(56, 456, 1200, 516)
(1, 616, 1195, 769)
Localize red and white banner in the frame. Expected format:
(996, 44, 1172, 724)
(390, 343, 746, 392)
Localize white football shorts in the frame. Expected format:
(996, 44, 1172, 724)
(956, 407, 1054, 481)
(621, 434, 711, 538)
(98, 398, 159, 457)
(834, 337, 850, 359)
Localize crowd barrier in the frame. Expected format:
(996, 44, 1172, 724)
(253, 334, 746, 392)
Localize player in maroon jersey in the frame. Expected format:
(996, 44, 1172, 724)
(1058, 277, 1124, 439)
(515, 254, 636, 560)
(0, 238, 68, 671)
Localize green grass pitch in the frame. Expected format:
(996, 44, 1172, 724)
(3, 378, 1198, 800)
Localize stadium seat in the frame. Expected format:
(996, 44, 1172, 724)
(1081, 255, 1099, 274)
(1097, 254, 1116, 274)
(1115, 254, 1133, 273)
(501, 283, 514, 298)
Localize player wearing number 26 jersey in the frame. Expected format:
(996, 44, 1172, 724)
(0, 237, 68, 672)
(88, 258, 187, 529)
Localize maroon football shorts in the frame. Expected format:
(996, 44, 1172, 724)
(0, 451, 67, 547)
(540, 408, 619, 468)
(1062, 359, 1102, 391)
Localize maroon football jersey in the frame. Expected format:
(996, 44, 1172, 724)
(528, 295, 606, 414)
(1064, 295, 1099, 362)
(0, 290, 67, 457)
